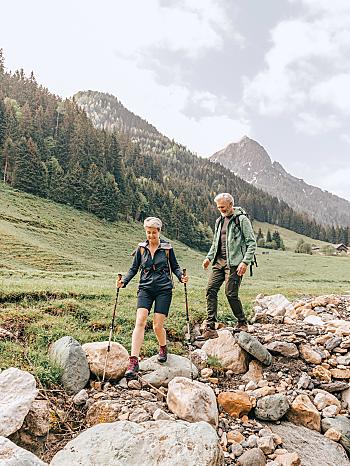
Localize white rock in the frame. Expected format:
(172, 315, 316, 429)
(139, 354, 198, 388)
(82, 341, 129, 381)
(202, 330, 248, 373)
(50, 420, 224, 466)
(0, 436, 48, 465)
(0, 368, 38, 437)
(167, 376, 218, 426)
(303, 316, 325, 326)
(256, 294, 294, 317)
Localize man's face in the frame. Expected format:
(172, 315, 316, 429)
(216, 200, 234, 216)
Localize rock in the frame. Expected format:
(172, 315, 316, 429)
(191, 349, 208, 369)
(0, 436, 48, 465)
(319, 382, 349, 392)
(322, 416, 350, 453)
(50, 420, 224, 466)
(286, 394, 321, 431)
(337, 353, 350, 365)
(139, 354, 198, 387)
(167, 376, 218, 426)
(313, 390, 341, 411)
(303, 316, 325, 326)
(256, 294, 294, 317)
(251, 386, 276, 399)
(341, 387, 350, 406)
(152, 408, 175, 421)
(129, 408, 151, 423)
(242, 360, 264, 383)
(202, 330, 249, 373)
(0, 368, 38, 437)
(201, 368, 213, 378)
(257, 435, 275, 455)
(274, 452, 301, 466)
(255, 394, 290, 421)
(22, 400, 50, 437)
(324, 428, 342, 441)
(312, 366, 332, 382)
(73, 389, 89, 406)
(227, 430, 245, 444)
(297, 373, 312, 390)
(50, 336, 90, 394)
(299, 344, 323, 364)
(237, 447, 266, 466)
(82, 341, 129, 381)
(217, 391, 253, 418)
(238, 332, 272, 366)
(86, 400, 122, 426)
(230, 443, 244, 457)
(330, 368, 350, 379)
(326, 337, 343, 351)
(266, 421, 349, 466)
(322, 405, 340, 417)
(266, 341, 299, 358)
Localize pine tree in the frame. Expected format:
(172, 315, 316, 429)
(256, 227, 264, 241)
(266, 229, 272, 243)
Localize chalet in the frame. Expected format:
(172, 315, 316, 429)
(333, 243, 348, 253)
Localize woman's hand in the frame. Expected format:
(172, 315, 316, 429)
(116, 276, 124, 288)
(181, 274, 189, 284)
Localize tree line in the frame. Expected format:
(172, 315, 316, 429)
(0, 51, 349, 251)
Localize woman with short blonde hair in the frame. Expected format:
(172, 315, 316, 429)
(117, 216, 188, 380)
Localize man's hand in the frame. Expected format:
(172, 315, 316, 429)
(202, 258, 211, 269)
(236, 262, 247, 276)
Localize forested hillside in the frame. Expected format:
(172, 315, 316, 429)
(1, 50, 348, 250)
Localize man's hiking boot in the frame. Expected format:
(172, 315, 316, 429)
(158, 345, 168, 363)
(197, 327, 219, 340)
(125, 356, 139, 380)
(233, 321, 248, 333)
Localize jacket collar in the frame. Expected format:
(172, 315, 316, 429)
(138, 239, 172, 250)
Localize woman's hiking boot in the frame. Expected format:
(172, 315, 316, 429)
(125, 356, 139, 380)
(158, 345, 168, 363)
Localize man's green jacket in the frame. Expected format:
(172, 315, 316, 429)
(206, 207, 257, 267)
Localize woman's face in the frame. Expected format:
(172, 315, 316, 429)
(145, 226, 160, 244)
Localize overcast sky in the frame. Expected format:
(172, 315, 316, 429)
(1, 0, 350, 201)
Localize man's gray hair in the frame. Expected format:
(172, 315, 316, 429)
(214, 193, 234, 205)
(144, 216, 162, 230)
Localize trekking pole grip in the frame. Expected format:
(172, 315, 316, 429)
(116, 273, 122, 289)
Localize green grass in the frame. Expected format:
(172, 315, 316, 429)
(1, 182, 350, 385)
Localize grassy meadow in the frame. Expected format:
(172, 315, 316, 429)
(1, 182, 350, 385)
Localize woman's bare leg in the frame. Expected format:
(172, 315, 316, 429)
(153, 313, 167, 346)
(131, 308, 149, 357)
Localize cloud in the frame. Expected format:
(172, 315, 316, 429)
(295, 112, 341, 135)
(310, 74, 350, 115)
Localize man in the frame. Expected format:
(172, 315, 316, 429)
(201, 193, 257, 339)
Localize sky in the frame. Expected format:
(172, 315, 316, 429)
(1, 0, 350, 201)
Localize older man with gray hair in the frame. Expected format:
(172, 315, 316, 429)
(200, 193, 257, 339)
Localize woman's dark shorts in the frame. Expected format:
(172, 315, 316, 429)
(137, 288, 172, 316)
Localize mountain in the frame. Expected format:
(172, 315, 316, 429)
(210, 136, 350, 227)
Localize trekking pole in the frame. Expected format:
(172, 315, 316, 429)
(183, 269, 193, 381)
(102, 273, 122, 383)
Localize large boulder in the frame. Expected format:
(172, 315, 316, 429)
(238, 332, 272, 366)
(286, 394, 321, 431)
(0, 368, 38, 437)
(82, 341, 129, 381)
(255, 294, 294, 317)
(322, 416, 350, 454)
(255, 394, 290, 421)
(265, 421, 349, 466)
(167, 376, 218, 426)
(49, 336, 90, 394)
(139, 354, 198, 388)
(202, 330, 249, 373)
(50, 420, 224, 466)
(0, 436, 48, 465)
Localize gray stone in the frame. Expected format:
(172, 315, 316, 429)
(322, 416, 350, 454)
(325, 337, 343, 351)
(50, 420, 224, 466)
(49, 336, 90, 395)
(264, 421, 349, 466)
(255, 394, 290, 421)
(0, 436, 48, 465)
(319, 382, 349, 393)
(0, 368, 38, 437)
(237, 447, 266, 466)
(238, 332, 272, 366)
(337, 353, 350, 366)
(139, 354, 198, 388)
(266, 341, 299, 358)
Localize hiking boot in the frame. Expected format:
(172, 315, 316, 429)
(197, 328, 219, 340)
(125, 356, 139, 380)
(158, 345, 168, 363)
(233, 321, 248, 332)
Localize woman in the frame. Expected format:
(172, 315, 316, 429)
(117, 216, 188, 380)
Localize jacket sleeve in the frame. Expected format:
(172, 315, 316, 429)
(206, 220, 219, 262)
(169, 248, 183, 282)
(241, 216, 257, 264)
(123, 247, 141, 286)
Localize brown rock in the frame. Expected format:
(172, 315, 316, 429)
(275, 452, 301, 466)
(313, 390, 341, 411)
(299, 344, 322, 364)
(286, 394, 321, 431)
(330, 368, 350, 379)
(86, 400, 122, 426)
(218, 391, 253, 418)
(23, 400, 50, 437)
(242, 360, 264, 383)
(312, 366, 332, 382)
(324, 428, 342, 441)
(227, 430, 245, 444)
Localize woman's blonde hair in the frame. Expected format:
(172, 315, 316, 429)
(143, 217, 162, 230)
